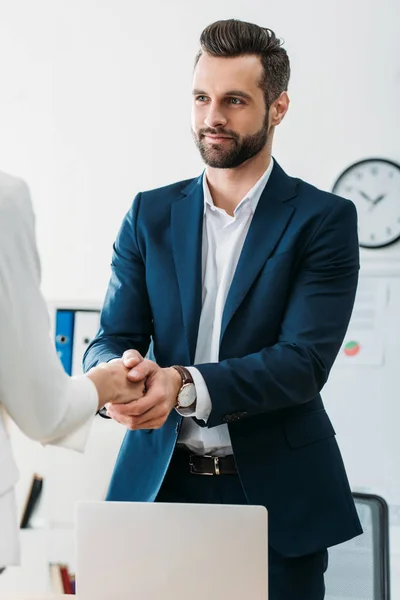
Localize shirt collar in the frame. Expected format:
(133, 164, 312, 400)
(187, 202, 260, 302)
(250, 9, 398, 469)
(202, 157, 274, 216)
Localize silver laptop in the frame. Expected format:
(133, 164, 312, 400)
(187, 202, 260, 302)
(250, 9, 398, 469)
(76, 501, 268, 600)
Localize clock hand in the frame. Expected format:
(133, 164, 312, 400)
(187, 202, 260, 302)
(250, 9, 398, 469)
(358, 190, 372, 202)
(372, 193, 386, 205)
(368, 194, 386, 211)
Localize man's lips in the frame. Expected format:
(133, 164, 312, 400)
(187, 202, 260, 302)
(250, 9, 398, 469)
(204, 134, 233, 142)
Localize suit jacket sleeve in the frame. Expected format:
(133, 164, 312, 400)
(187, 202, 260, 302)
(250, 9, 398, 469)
(195, 199, 360, 428)
(83, 193, 153, 371)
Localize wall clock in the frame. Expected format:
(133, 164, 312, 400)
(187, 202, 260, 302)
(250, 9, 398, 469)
(332, 158, 400, 248)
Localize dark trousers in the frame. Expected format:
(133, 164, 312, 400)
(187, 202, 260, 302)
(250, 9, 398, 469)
(156, 450, 328, 600)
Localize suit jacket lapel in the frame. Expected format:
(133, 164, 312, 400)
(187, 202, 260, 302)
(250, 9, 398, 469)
(171, 176, 204, 363)
(220, 161, 298, 342)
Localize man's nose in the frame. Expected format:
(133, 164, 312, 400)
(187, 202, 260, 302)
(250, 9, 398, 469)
(204, 104, 227, 129)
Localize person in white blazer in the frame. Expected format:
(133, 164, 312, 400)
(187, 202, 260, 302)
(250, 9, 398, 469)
(0, 171, 143, 570)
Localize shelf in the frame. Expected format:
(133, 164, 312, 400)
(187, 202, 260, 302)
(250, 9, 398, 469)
(0, 529, 74, 598)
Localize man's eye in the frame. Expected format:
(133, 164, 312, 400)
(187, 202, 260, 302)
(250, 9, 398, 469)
(228, 98, 243, 105)
(196, 96, 207, 102)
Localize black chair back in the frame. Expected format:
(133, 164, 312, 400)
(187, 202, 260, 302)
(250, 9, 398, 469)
(325, 493, 390, 599)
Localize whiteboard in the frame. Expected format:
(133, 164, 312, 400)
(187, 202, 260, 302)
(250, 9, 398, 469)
(322, 275, 400, 515)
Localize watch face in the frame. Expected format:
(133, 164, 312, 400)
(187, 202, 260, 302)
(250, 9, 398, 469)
(178, 383, 197, 408)
(332, 158, 400, 248)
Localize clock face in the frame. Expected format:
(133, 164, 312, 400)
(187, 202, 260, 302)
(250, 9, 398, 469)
(332, 158, 400, 248)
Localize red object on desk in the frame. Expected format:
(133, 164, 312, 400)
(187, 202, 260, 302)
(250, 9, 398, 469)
(60, 565, 73, 594)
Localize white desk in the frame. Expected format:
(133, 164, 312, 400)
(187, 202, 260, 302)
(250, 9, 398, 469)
(14, 597, 70, 600)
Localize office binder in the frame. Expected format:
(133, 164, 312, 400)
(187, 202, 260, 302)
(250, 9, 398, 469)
(71, 310, 100, 376)
(20, 474, 43, 529)
(48, 563, 75, 594)
(55, 309, 75, 375)
(49, 563, 64, 594)
(59, 564, 73, 594)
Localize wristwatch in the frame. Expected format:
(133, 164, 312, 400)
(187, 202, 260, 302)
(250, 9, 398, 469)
(172, 365, 197, 410)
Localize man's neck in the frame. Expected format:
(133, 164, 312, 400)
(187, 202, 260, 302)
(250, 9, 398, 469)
(205, 147, 272, 216)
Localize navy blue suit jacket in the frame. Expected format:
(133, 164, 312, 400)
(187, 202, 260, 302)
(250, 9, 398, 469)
(84, 160, 362, 557)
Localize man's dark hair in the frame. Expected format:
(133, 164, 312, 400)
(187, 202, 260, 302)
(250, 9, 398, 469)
(195, 19, 290, 110)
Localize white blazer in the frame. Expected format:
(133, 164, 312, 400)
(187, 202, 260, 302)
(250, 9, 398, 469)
(0, 171, 99, 567)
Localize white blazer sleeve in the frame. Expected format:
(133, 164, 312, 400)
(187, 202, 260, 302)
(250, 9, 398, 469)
(0, 174, 98, 451)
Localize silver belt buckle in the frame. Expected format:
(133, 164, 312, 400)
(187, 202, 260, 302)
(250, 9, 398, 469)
(189, 455, 220, 475)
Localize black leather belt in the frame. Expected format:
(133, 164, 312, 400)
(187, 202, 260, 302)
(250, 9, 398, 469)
(188, 453, 237, 476)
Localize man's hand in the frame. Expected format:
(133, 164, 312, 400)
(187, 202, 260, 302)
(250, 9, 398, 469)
(87, 349, 145, 411)
(111, 349, 144, 371)
(106, 357, 182, 430)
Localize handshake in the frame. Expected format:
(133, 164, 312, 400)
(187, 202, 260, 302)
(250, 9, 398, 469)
(86, 350, 183, 430)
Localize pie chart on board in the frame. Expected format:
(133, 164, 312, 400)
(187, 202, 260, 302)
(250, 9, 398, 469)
(344, 341, 361, 357)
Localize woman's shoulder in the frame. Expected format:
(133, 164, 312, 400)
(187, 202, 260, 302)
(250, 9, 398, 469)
(0, 170, 31, 216)
(0, 170, 34, 239)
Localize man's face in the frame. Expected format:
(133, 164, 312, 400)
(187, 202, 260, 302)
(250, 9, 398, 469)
(191, 53, 269, 169)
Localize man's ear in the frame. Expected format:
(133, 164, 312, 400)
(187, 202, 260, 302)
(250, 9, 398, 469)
(269, 92, 290, 127)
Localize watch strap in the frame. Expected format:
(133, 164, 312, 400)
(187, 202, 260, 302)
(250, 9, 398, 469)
(171, 365, 194, 386)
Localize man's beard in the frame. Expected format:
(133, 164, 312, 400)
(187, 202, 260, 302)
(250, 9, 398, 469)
(192, 120, 268, 169)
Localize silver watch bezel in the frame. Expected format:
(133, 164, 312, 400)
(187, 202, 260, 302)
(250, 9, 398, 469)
(176, 381, 197, 409)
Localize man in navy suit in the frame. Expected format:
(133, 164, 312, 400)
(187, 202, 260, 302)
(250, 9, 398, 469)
(84, 19, 362, 599)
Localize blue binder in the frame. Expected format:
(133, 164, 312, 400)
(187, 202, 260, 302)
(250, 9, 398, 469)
(55, 309, 75, 375)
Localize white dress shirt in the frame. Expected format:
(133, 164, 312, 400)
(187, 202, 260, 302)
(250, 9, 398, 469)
(0, 171, 98, 568)
(177, 159, 274, 457)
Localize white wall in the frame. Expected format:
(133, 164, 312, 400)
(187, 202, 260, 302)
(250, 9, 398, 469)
(1, 0, 400, 593)
(0, 0, 399, 302)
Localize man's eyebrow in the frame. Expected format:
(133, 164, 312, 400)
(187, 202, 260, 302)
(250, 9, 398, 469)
(224, 90, 252, 101)
(192, 89, 253, 101)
